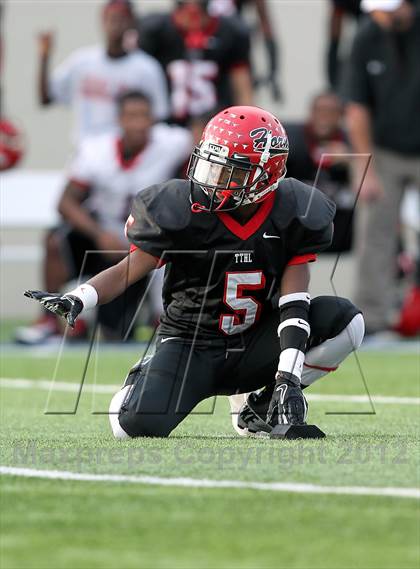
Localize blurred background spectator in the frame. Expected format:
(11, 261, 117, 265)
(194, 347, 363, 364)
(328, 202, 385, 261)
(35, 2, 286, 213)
(15, 91, 192, 344)
(2, 0, 419, 341)
(208, 0, 282, 100)
(37, 0, 169, 145)
(0, 117, 24, 171)
(326, 0, 362, 89)
(343, 0, 420, 334)
(285, 91, 354, 253)
(137, 0, 253, 142)
(0, 2, 25, 171)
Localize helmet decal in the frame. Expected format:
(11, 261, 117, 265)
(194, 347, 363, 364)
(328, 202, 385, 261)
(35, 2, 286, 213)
(250, 127, 289, 155)
(200, 140, 229, 160)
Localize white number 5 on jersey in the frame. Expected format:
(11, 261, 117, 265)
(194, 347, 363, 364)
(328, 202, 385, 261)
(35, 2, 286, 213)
(219, 271, 266, 335)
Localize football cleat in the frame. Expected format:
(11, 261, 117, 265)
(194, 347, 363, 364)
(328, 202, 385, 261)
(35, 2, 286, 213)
(24, 290, 83, 328)
(228, 393, 250, 437)
(236, 387, 274, 436)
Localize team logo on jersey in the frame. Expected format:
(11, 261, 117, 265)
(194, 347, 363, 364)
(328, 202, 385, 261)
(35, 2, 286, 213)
(234, 252, 253, 263)
(250, 127, 289, 155)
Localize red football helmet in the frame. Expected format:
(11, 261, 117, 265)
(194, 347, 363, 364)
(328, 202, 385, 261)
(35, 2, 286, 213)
(188, 105, 288, 212)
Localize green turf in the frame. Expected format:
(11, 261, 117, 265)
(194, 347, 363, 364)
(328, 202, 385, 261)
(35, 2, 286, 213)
(2, 481, 418, 569)
(0, 349, 419, 569)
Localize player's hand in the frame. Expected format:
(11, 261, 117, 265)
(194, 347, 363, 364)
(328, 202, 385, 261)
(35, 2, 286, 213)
(266, 374, 308, 426)
(38, 32, 54, 58)
(24, 290, 83, 328)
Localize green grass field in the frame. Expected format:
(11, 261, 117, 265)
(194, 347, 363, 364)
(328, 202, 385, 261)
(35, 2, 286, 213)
(0, 344, 419, 569)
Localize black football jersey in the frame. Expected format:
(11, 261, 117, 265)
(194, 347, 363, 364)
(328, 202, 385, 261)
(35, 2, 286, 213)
(127, 179, 335, 339)
(139, 13, 251, 123)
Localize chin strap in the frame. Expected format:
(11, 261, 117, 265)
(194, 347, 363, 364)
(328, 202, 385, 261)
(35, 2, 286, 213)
(191, 202, 206, 213)
(214, 189, 234, 211)
(191, 182, 241, 213)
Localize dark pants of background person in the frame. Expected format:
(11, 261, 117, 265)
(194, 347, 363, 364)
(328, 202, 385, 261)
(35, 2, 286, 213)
(355, 147, 420, 331)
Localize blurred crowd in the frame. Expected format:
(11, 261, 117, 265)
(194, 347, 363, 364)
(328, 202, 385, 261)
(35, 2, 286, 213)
(1, 0, 419, 342)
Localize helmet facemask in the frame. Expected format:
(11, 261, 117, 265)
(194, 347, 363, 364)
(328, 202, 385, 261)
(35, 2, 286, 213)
(188, 143, 273, 213)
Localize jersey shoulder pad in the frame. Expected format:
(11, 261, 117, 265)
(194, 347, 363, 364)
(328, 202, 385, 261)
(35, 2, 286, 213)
(272, 178, 336, 255)
(131, 179, 192, 232)
(273, 178, 336, 230)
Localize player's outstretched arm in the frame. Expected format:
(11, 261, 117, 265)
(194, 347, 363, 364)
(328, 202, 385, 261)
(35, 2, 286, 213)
(86, 248, 157, 304)
(24, 248, 158, 327)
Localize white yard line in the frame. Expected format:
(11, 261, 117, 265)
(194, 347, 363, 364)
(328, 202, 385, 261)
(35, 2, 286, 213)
(1, 377, 419, 405)
(306, 394, 420, 405)
(0, 465, 418, 499)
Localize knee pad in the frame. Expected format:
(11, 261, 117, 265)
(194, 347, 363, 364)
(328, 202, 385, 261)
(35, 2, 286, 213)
(306, 312, 365, 367)
(346, 312, 365, 350)
(108, 386, 132, 440)
(303, 312, 365, 386)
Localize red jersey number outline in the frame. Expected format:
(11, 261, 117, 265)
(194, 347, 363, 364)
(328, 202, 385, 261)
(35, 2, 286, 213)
(219, 270, 266, 336)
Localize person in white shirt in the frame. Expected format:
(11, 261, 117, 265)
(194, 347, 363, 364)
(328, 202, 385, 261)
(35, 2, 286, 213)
(15, 90, 192, 344)
(37, 0, 169, 144)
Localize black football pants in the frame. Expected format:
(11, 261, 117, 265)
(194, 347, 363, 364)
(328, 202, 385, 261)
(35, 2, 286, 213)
(118, 296, 360, 437)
